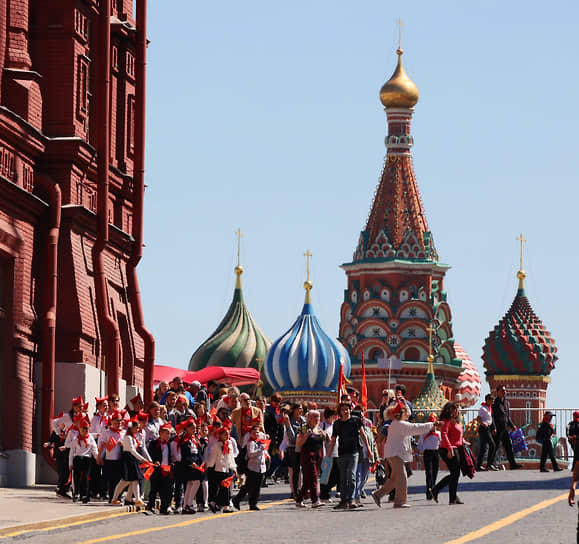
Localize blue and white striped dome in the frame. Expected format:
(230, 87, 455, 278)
(265, 295, 350, 392)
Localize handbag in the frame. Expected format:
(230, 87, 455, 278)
(320, 456, 333, 485)
(510, 428, 528, 454)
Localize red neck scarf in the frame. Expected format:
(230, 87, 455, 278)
(78, 434, 89, 447)
(221, 440, 230, 455)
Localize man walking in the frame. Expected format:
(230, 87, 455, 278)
(328, 403, 372, 509)
(492, 385, 522, 469)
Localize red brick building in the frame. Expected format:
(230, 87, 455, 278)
(0, 0, 154, 486)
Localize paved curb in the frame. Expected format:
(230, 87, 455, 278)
(0, 505, 142, 538)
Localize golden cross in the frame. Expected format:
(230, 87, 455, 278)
(304, 250, 312, 282)
(397, 18, 404, 49)
(516, 233, 526, 271)
(426, 323, 435, 357)
(235, 228, 243, 267)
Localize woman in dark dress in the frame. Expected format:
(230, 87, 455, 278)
(111, 421, 151, 506)
(295, 410, 327, 508)
(177, 417, 205, 514)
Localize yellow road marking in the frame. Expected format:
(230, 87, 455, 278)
(444, 492, 568, 544)
(76, 499, 292, 544)
(0, 511, 137, 539)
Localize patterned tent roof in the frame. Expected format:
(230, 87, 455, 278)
(482, 283, 557, 376)
(413, 359, 447, 422)
(188, 268, 271, 372)
(454, 342, 481, 407)
(264, 287, 350, 393)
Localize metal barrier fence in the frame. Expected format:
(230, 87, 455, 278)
(366, 407, 577, 463)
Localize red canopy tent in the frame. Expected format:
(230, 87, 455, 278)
(153, 364, 260, 387)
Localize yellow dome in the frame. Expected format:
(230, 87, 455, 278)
(379, 49, 419, 108)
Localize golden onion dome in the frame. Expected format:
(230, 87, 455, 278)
(379, 48, 419, 108)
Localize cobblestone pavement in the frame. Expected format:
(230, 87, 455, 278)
(4, 470, 576, 544)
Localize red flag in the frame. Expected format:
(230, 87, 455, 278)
(220, 474, 235, 488)
(337, 364, 344, 407)
(361, 352, 368, 413)
(140, 461, 155, 481)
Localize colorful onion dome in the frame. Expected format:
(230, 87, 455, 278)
(379, 48, 419, 109)
(413, 357, 447, 422)
(454, 342, 481, 408)
(482, 274, 557, 376)
(188, 266, 271, 371)
(264, 279, 350, 392)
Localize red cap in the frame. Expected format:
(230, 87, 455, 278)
(72, 396, 84, 406)
(109, 410, 123, 420)
(78, 416, 90, 428)
(160, 422, 172, 431)
(392, 400, 406, 415)
(574, 411, 579, 420)
(176, 416, 195, 433)
(427, 413, 437, 422)
(130, 394, 143, 404)
(137, 410, 149, 421)
(95, 396, 109, 405)
(82, 402, 89, 412)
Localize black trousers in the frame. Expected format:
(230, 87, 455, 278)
(103, 460, 122, 501)
(494, 428, 516, 467)
(286, 447, 301, 494)
(477, 425, 497, 467)
(235, 469, 262, 507)
(148, 469, 173, 513)
(434, 447, 461, 503)
(72, 456, 92, 499)
(540, 439, 560, 470)
(320, 458, 339, 499)
(209, 470, 233, 507)
(423, 450, 439, 495)
(56, 447, 70, 491)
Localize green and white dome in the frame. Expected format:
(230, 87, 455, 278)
(188, 266, 271, 372)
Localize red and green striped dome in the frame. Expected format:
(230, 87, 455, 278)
(482, 286, 557, 376)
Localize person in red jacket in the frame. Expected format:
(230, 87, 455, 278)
(430, 402, 465, 505)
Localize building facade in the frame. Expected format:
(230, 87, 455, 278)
(0, 0, 153, 486)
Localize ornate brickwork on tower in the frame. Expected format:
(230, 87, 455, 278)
(482, 248, 557, 427)
(339, 48, 480, 408)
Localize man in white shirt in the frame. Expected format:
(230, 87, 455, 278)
(477, 394, 498, 471)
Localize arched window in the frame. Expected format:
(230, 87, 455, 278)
(404, 347, 420, 361)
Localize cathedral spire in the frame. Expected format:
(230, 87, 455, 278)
(352, 46, 434, 262)
(516, 233, 526, 292)
(304, 249, 313, 305)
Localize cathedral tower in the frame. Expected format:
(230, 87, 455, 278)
(339, 47, 478, 407)
(482, 237, 557, 427)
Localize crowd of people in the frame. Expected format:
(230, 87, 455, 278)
(45, 377, 577, 515)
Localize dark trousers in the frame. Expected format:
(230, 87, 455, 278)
(72, 456, 91, 499)
(320, 458, 339, 499)
(89, 458, 106, 498)
(423, 449, 439, 496)
(209, 470, 233, 507)
(540, 439, 560, 470)
(173, 473, 185, 509)
(297, 449, 322, 504)
(56, 447, 70, 491)
(148, 469, 173, 513)
(434, 447, 461, 503)
(235, 469, 262, 507)
(494, 428, 516, 467)
(477, 425, 497, 467)
(286, 447, 301, 494)
(207, 467, 218, 505)
(103, 459, 122, 502)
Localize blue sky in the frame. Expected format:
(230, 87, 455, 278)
(140, 1, 579, 407)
